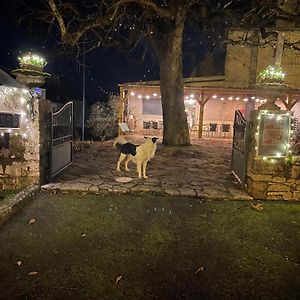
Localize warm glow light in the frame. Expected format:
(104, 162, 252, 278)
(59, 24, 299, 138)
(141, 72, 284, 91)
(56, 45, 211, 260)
(153, 93, 158, 97)
(190, 94, 194, 98)
(220, 97, 224, 101)
(243, 98, 248, 102)
(228, 97, 233, 100)
(146, 95, 150, 99)
(130, 91, 135, 96)
(212, 95, 217, 99)
(138, 95, 142, 99)
(235, 97, 240, 100)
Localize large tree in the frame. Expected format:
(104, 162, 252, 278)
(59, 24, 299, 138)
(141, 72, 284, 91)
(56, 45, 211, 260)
(4, 0, 300, 145)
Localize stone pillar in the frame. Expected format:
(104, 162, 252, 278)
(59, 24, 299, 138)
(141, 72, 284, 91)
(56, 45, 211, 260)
(39, 99, 52, 185)
(245, 109, 299, 200)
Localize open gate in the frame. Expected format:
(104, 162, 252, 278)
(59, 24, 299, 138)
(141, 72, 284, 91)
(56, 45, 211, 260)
(51, 102, 73, 179)
(231, 110, 248, 184)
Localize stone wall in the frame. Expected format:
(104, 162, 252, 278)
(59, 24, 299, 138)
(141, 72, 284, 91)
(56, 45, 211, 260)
(0, 86, 40, 189)
(225, 29, 300, 89)
(247, 171, 300, 200)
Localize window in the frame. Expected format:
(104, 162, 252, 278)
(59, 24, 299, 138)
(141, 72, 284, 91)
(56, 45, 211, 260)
(0, 113, 20, 128)
(142, 98, 162, 115)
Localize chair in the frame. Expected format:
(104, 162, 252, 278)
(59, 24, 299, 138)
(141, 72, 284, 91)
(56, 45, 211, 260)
(209, 123, 218, 137)
(143, 121, 151, 135)
(221, 124, 231, 138)
(151, 121, 159, 135)
(118, 123, 130, 134)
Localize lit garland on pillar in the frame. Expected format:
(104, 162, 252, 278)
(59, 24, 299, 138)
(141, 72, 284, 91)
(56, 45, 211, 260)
(258, 65, 286, 84)
(11, 52, 50, 78)
(255, 110, 295, 163)
(0, 86, 36, 140)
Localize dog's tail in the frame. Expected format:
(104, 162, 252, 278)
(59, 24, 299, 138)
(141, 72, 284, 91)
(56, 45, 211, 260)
(113, 136, 127, 151)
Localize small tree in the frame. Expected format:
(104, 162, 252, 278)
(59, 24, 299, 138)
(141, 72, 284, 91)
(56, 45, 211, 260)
(86, 97, 118, 141)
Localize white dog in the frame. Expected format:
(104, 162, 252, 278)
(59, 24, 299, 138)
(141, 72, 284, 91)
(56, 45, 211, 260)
(113, 136, 158, 178)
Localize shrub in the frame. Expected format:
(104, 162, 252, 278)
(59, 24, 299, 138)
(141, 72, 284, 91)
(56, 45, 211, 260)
(86, 96, 118, 141)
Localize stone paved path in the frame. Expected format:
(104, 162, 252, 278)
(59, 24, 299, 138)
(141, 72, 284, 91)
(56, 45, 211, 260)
(42, 137, 252, 200)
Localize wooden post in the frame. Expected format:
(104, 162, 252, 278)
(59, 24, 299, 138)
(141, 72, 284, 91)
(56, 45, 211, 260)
(282, 94, 299, 111)
(197, 93, 209, 138)
(274, 32, 285, 67)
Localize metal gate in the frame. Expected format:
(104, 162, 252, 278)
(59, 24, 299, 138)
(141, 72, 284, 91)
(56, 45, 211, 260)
(51, 101, 73, 178)
(231, 110, 248, 184)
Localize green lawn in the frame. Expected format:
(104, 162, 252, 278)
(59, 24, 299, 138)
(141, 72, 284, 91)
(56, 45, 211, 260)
(0, 192, 299, 300)
(0, 189, 19, 202)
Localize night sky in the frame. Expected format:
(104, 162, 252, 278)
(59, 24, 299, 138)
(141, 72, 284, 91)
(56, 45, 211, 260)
(0, 21, 162, 105)
(0, 10, 212, 107)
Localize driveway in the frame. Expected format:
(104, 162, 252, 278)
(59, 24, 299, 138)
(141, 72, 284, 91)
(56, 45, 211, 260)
(44, 137, 251, 200)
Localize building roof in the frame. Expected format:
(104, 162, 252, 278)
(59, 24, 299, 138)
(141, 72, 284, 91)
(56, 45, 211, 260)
(0, 69, 22, 88)
(119, 76, 225, 88)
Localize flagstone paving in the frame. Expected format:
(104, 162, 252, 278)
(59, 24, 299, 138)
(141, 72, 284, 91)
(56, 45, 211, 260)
(42, 137, 253, 200)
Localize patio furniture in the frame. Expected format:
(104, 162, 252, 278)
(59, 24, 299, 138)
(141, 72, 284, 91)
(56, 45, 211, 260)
(221, 124, 231, 138)
(118, 123, 131, 134)
(209, 123, 218, 137)
(143, 121, 151, 135)
(151, 121, 159, 135)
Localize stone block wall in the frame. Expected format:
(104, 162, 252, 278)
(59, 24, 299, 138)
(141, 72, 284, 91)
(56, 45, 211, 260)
(225, 29, 300, 89)
(247, 169, 300, 200)
(0, 86, 40, 189)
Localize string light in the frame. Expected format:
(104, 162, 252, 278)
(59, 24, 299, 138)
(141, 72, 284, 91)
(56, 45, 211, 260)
(259, 65, 285, 84)
(86, 69, 119, 97)
(0, 86, 35, 142)
(255, 110, 295, 160)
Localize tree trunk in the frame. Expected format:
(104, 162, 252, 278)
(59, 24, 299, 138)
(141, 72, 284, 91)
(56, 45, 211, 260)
(156, 12, 190, 146)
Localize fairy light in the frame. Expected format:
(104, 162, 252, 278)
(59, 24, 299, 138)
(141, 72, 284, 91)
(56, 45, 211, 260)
(0, 85, 35, 144)
(259, 65, 285, 84)
(256, 110, 294, 160)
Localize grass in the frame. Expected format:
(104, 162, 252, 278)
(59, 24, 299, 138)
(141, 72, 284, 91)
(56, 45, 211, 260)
(0, 189, 19, 202)
(0, 192, 299, 300)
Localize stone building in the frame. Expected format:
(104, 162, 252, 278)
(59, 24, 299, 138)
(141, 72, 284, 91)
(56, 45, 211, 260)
(119, 1, 300, 138)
